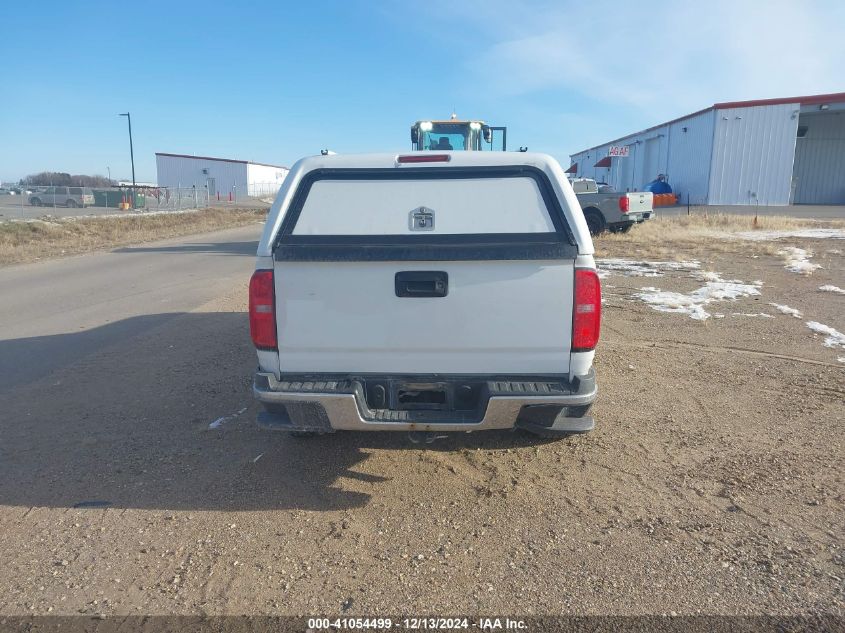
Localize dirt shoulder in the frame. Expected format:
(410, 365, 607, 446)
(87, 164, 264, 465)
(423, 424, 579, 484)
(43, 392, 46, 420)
(0, 207, 267, 267)
(0, 223, 842, 617)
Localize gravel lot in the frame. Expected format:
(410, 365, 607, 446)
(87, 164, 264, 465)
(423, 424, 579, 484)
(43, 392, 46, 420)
(0, 230, 842, 619)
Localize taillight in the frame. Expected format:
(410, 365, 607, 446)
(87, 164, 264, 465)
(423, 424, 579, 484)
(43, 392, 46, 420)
(249, 270, 277, 350)
(618, 196, 629, 213)
(572, 269, 601, 352)
(397, 154, 451, 163)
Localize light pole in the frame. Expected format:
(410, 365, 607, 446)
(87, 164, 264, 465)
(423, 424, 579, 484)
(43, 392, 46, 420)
(118, 113, 136, 208)
(107, 166, 111, 185)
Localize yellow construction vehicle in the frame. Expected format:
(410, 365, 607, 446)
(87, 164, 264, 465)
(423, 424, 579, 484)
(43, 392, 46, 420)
(410, 114, 508, 151)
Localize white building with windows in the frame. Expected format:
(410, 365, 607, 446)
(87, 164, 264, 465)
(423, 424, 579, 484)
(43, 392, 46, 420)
(155, 152, 289, 199)
(568, 92, 845, 205)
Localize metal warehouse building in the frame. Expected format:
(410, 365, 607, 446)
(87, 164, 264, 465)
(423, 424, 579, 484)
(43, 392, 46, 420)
(568, 92, 845, 205)
(155, 152, 289, 199)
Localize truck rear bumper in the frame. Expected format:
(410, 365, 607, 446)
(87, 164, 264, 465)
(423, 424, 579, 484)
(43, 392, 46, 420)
(253, 370, 597, 433)
(610, 213, 646, 229)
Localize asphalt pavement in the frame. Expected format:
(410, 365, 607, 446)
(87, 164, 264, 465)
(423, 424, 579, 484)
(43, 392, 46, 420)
(0, 198, 186, 221)
(0, 196, 272, 220)
(0, 195, 124, 220)
(0, 223, 261, 391)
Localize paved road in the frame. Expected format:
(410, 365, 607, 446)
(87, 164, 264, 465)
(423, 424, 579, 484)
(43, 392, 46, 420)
(0, 197, 271, 221)
(0, 223, 260, 391)
(0, 197, 124, 220)
(0, 200, 206, 221)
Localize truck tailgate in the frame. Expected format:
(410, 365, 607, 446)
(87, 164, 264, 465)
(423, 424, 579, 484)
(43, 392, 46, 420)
(625, 191, 653, 214)
(275, 259, 574, 374)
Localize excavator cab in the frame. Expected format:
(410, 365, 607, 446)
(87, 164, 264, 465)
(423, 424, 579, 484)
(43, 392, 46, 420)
(411, 117, 507, 151)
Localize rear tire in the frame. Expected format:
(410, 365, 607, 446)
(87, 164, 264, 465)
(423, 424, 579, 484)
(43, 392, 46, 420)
(583, 209, 606, 236)
(30, 198, 41, 207)
(66, 199, 77, 208)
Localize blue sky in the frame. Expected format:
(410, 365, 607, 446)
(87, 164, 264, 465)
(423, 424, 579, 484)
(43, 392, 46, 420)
(2, 0, 844, 183)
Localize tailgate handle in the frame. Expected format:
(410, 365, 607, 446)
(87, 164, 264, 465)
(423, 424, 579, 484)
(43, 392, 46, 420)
(395, 271, 448, 298)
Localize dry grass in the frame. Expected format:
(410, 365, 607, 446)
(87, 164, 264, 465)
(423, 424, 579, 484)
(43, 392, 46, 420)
(596, 212, 845, 260)
(0, 207, 267, 266)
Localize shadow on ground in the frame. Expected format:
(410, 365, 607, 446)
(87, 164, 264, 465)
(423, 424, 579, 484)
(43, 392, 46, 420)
(0, 312, 556, 514)
(112, 240, 258, 257)
(0, 313, 182, 391)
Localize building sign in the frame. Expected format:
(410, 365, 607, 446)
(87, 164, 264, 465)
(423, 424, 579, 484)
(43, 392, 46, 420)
(608, 145, 630, 157)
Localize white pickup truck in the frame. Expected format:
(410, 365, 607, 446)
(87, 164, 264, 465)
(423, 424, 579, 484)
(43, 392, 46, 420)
(249, 151, 601, 439)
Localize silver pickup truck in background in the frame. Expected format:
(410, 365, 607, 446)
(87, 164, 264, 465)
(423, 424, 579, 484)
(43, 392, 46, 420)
(571, 178, 653, 235)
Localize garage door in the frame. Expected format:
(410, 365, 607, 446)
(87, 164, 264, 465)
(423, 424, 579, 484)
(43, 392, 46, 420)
(792, 113, 845, 204)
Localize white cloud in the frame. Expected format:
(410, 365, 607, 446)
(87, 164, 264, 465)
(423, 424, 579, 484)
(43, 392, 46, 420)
(449, 0, 845, 119)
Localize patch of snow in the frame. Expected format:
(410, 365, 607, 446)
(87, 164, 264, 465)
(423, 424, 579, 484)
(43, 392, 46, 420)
(731, 313, 775, 318)
(819, 285, 845, 295)
(768, 303, 803, 318)
(839, 357, 845, 364)
(736, 229, 845, 241)
(778, 247, 821, 275)
(596, 258, 700, 278)
(694, 271, 746, 284)
(697, 271, 722, 282)
(79, 208, 207, 220)
(636, 288, 711, 320)
(805, 321, 845, 350)
(635, 277, 762, 321)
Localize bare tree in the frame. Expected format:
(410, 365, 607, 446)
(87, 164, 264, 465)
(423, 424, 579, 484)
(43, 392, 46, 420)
(22, 172, 113, 187)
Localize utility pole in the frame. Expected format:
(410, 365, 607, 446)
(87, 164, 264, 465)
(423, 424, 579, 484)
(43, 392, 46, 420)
(119, 113, 136, 208)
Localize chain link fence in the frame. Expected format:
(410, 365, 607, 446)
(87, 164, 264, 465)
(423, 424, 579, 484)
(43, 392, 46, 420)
(144, 187, 210, 210)
(1, 182, 282, 220)
(246, 182, 283, 199)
